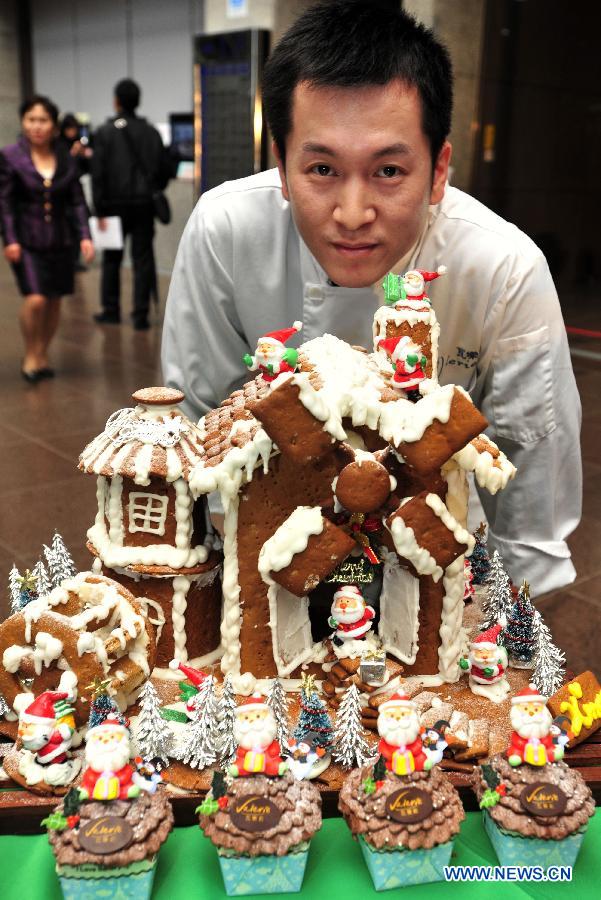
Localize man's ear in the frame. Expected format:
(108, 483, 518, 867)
(430, 141, 452, 205)
(272, 140, 290, 202)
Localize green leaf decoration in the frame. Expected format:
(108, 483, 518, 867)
(196, 797, 219, 816)
(481, 764, 500, 790)
(42, 812, 68, 831)
(479, 788, 501, 810)
(160, 707, 189, 724)
(362, 777, 376, 795)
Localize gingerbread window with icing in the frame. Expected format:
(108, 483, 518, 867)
(128, 492, 168, 535)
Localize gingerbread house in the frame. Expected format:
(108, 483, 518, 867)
(79, 388, 222, 670)
(186, 298, 516, 694)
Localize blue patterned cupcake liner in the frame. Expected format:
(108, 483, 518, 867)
(358, 836, 454, 891)
(217, 844, 310, 895)
(56, 856, 156, 900)
(483, 811, 588, 869)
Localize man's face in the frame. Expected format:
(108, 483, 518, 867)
(275, 80, 451, 288)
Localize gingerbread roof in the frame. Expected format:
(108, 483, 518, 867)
(79, 387, 205, 484)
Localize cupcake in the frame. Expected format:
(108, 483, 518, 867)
(474, 685, 595, 868)
(44, 712, 173, 899)
(339, 691, 464, 891)
(198, 694, 322, 895)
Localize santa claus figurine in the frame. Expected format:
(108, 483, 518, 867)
(79, 713, 141, 801)
(376, 692, 432, 776)
(328, 584, 375, 646)
(506, 686, 565, 768)
(243, 321, 302, 382)
(18, 690, 76, 766)
(228, 695, 289, 778)
(401, 266, 446, 302)
(377, 335, 428, 401)
(459, 623, 510, 703)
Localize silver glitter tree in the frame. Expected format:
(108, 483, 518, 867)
(31, 559, 51, 598)
(8, 565, 21, 614)
(45, 533, 76, 587)
(135, 680, 173, 763)
(531, 611, 565, 696)
(175, 675, 219, 769)
(266, 678, 290, 755)
(332, 684, 373, 768)
(481, 550, 513, 630)
(217, 675, 238, 768)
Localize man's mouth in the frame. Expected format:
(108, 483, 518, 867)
(331, 242, 379, 258)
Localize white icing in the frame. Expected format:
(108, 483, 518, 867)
(165, 446, 184, 482)
(87, 521, 209, 568)
(3, 645, 32, 673)
(18, 750, 81, 787)
(219, 494, 243, 679)
(189, 427, 273, 511)
(378, 550, 420, 664)
(425, 493, 475, 556)
(437, 461, 470, 681)
(174, 478, 193, 549)
(387, 515, 443, 582)
(31, 632, 63, 675)
(127, 491, 168, 536)
(453, 436, 517, 495)
(258, 506, 324, 582)
(133, 443, 154, 486)
(172, 576, 192, 661)
(266, 584, 314, 676)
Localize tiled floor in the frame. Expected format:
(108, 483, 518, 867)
(0, 258, 600, 673)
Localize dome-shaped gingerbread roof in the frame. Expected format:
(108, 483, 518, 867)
(79, 387, 205, 484)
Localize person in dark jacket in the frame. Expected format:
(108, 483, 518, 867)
(0, 95, 94, 382)
(91, 78, 171, 330)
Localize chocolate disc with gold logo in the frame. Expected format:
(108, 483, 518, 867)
(519, 783, 567, 817)
(385, 787, 433, 824)
(229, 795, 282, 832)
(78, 816, 134, 854)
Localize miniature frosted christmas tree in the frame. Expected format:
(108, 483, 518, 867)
(504, 580, 536, 667)
(266, 677, 290, 754)
(293, 673, 334, 752)
(531, 611, 565, 696)
(86, 677, 127, 729)
(31, 559, 51, 598)
(135, 680, 173, 763)
(481, 550, 513, 629)
(332, 683, 373, 768)
(8, 565, 21, 613)
(0, 692, 9, 718)
(45, 532, 76, 588)
(217, 674, 238, 768)
(17, 570, 38, 609)
(175, 675, 219, 769)
(471, 522, 492, 585)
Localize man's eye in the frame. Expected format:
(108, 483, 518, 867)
(312, 164, 333, 176)
(376, 165, 402, 178)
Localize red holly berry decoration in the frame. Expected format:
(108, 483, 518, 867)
(375, 780, 385, 791)
(67, 815, 80, 829)
(217, 796, 228, 809)
(495, 784, 507, 797)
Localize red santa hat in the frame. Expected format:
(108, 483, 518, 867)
(260, 321, 303, 348)
(511, 684, 547, 705)
(405, 266, 447, 283)
(87, 712, 129, 741)
(472, 623, 503, 650)
(21, 691, 68, 725)
(378, 691, 414, 713)
(377, 335, 413, 362)
(169, 659, 207, 687)
(333, 584, 364, 604)
(236, 694, 269, 715)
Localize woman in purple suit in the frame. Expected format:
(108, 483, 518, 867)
(0, 96, 94, 382)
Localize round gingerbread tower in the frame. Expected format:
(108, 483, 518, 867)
(79, 387, 222, 670)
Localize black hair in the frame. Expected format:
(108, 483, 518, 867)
(262, 0, 453, 165)
(19, 95, 60, 124)
(114, 78, 141, 113)
(60, 113, 79, 135)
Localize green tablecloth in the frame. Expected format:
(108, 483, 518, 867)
(1, 811, 599, 899)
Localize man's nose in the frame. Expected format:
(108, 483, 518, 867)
(332, 179, 376, 230)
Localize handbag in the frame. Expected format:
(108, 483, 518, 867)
(120, 122, 171, 225)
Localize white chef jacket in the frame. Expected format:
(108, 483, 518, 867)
(161, 168, 581, 597)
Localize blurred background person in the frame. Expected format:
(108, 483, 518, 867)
(0, 95, 94, 383)
(59, 112, 93, 272)
(91, 78, 173, 331)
